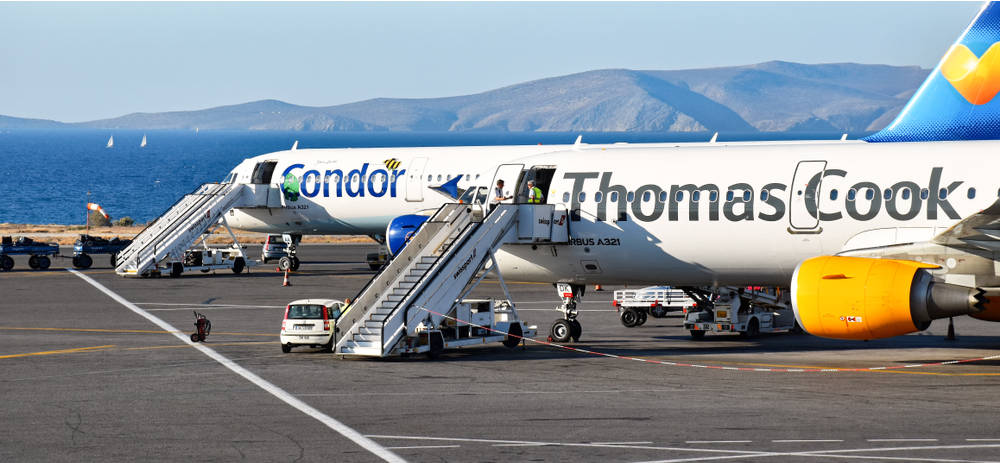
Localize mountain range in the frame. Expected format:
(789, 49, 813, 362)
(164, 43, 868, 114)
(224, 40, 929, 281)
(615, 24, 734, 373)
(1, 61, 929, 134)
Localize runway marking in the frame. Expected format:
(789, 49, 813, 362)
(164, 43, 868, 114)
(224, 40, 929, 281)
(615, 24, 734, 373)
(298, 388, 676, 398)
(68, 269, 403, 463)
(416, 307, 1000, 375)
(366, 434, 773, 455)
(868, 439, 939, 442)
(0, 326, 275, 337)
(592, 441, 654, 445)
(385, 445, 461, 450)
(0, 344, 115, 359)
(772, 439, 844, 443)
(686, 441, 753, 444)
(124, 341, 274, 351)
(967, 439, 1000, 441)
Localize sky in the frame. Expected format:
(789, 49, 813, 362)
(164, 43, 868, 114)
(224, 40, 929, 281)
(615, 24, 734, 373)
(0, 1, 984, 122)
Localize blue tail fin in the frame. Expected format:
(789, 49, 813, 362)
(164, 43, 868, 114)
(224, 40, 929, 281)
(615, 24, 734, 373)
(865, 2, 1000, 142)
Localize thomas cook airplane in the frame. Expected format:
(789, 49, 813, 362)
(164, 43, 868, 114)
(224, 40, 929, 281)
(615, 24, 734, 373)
(419, 0, 1000, 343)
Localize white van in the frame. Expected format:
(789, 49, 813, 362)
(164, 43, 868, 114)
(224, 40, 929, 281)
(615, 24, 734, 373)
(280, 299, 345, 353)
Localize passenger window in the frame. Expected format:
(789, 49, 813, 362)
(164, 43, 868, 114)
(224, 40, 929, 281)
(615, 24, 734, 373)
(865, 189, 874, 200)
(675, 191, 684, 201)
(760, 190, 769, 201)
(726, 191, 734, 202)
(446, 174, 451, 180)
(830, 189, 838, 201)
(884, 189, 892, 200)
(642, 191, 651, 202)
(594, 192, 603, 202)
(710, 191, 718, 202)
(626, 191, 635, 202)
(920, 188, 929, 200)
(692, 191, 700, 201)
(969, 187, 976, 199)
(742, 190, 751, 201)
(437, 175, 442, 182)
(939, 188, 948, 200)
(562, 192, 570, 203)
(610, 191, 619, 202)
(902, 189, 911, 200)
(578, 192, 586, 203)
(465, 174, 470, 181)
(659, 191, 668, 202)
(427, 175, 432, 182)
(847, 189, 856, 201)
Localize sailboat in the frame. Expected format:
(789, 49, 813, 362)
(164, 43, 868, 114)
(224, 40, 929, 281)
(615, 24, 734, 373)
(140, 134, 147, 148)
(106, 135, 114, 148)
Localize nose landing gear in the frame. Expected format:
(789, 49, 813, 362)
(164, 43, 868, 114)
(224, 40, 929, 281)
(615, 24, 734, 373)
(548, 283, 584, 343)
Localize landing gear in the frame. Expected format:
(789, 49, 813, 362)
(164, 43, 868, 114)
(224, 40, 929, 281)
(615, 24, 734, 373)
(548, 283, 585, 343)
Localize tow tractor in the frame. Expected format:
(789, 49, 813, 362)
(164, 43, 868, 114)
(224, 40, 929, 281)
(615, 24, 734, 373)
(399, 298, 535, 358)
(72, 234, 133, 269)
(0, 236, 59, 271)
(682, 287, 797, 338)
(612, 286, 696, 327)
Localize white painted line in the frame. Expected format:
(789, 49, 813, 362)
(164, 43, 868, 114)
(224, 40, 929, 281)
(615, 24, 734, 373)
(591, 441, 654, 445)
(867, 439, 939, 442)
(772, 439, 844, 443)
(492, 443, 549, 447)
(367, 434, 772, 455)
(966, 438, 1000, 441)
(686, 440, 753, 444)
(69, 269, 403, 463)
(299, 388, 677, 397)
(385, 445, 460, 450)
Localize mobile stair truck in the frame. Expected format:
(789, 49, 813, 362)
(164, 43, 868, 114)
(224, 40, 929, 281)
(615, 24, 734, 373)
(331, 202, 571, 358)
(683, 287, 797, 339)
(613, 286, 696, 327)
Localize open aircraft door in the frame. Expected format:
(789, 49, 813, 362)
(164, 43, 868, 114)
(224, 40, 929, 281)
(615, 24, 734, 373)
(490, 164, 525, 206)
(405, 157, 428, 202)
(788, 160, 826, 231)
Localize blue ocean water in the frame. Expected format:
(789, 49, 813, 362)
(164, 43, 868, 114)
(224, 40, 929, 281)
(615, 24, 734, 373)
(0, 129, 845, 225)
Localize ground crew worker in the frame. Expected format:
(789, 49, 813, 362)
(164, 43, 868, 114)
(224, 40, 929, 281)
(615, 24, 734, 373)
(527, 180, 543, 204)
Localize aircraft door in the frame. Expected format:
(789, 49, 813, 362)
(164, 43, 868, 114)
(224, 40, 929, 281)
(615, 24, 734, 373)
(405, 157, 428, 202)
(788, 160, 827, 230)
(490, 164, 525, 207)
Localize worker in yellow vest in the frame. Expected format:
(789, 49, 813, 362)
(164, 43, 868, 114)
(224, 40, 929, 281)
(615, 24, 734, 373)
(527, 180, 543, 204)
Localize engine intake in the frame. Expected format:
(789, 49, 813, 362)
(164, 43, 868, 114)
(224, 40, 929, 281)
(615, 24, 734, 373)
(792, 256, 985, 340)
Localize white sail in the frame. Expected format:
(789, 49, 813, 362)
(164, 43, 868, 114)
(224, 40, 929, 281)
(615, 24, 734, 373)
(140, 134, 147, 148)
(106, 136, 114, 148)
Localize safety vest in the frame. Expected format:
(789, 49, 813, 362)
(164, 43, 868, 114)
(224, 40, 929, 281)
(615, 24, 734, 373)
(528, 186, 543, 203)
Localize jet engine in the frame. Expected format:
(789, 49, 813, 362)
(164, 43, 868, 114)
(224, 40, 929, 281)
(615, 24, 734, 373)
(386, 214, 429, 256)
(792, 256, 986, 340)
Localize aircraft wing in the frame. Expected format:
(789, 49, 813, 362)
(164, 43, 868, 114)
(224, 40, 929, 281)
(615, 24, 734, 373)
(932, 199, 1000, 251)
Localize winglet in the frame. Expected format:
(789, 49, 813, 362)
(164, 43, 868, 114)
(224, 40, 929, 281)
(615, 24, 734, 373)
(840, 133, 848, 141)
(431, 176, 462, 199)
(709, 132, 718, 143)
(291, 140, 298, 151)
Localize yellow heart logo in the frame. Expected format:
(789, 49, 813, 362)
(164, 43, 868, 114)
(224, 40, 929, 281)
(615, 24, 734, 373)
(941, 42, 1000, 105)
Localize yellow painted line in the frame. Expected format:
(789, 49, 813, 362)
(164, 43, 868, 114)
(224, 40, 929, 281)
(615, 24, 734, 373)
(0, 326, 275, 337)
(125, 341, 275, 351)
(0, 344, 115, 359)
(632, 357, 1000, 376)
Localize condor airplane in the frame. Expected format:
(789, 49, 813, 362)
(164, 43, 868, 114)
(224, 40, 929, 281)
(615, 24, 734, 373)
(210, 1, 1000, 344)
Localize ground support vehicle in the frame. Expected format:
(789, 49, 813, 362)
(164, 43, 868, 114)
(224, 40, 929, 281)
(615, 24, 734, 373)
(613, 286, 696, 327)
(397, 299, 536, 358)
(280, 299, 345, 352)
(365, 247, 388, 270)
(165, 245, 252, 277)
(0, 236, 59, 271)
(262, 233, 301, 271)
(683, 287, 796, 338)
(72, 234, 133, 269)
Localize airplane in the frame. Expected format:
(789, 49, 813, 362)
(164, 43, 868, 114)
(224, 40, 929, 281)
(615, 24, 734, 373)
(218, 1, 1000, 345)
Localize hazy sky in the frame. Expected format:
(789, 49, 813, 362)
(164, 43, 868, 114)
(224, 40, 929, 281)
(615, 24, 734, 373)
(0, 1, 983, 122)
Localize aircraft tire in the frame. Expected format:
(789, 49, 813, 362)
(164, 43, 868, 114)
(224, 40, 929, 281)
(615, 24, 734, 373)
(569, 319, 582, 342)
(278, 257, 292, 272)
(290, 257, 301, 271)
(550, 319, 572, 343)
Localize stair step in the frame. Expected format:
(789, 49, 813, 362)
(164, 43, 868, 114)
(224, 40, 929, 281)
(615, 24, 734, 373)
(358, 326, 380, 336)
(338, 345, 382, 356)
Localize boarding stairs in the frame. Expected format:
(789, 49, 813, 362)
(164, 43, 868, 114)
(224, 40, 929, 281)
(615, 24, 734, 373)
(115, 182, 251, 276)
(334, 203, 567, 356)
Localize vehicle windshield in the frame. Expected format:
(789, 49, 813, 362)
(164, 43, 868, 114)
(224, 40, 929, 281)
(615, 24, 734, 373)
(287, 304, 324, 319)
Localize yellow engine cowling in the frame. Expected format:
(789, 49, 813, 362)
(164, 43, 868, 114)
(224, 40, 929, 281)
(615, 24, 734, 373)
(792, 256, 986, 340)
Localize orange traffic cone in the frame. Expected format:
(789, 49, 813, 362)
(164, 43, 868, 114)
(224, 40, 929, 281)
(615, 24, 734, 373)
(282, 269, 292, 287)
(594, 284, 603, 291)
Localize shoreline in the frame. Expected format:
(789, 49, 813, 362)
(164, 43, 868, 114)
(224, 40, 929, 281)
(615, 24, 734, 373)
(0, 223, 375, 246)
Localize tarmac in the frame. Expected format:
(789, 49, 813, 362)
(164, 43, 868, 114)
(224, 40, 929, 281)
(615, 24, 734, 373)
(2, 243, 1000, 462)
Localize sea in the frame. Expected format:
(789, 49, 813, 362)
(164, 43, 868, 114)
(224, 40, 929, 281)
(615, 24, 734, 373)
(0, 129, 851, 225)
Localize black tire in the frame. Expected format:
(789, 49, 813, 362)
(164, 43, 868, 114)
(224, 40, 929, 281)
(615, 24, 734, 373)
(743, 318, 760, 339)
(28, 255, 39, 269)
(569, 319, 582, 342)
(74, 253, 93, 269)
(190, 333, 200, 342)
(232, 257, 245, 274)
(550, 319, 572, 343)
(109, 254, 117, 267)
(426, 332, 444, 359)
(1, 255, 13, 271)
(503, 323, 523, 348)
(278, 256, 292, 272)
(321, 338, 334, 353)
(619, 309, 640, 328)
(290, 256, 301, 271)
(690, 329, 706, 339)
(170, 262, 183, 278)
(37, 256, 50, 270)
(650, 305, 668, 318)
(282, 344, 292, 353)
(636, 311, 648, 326)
